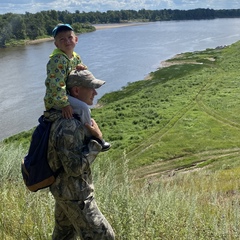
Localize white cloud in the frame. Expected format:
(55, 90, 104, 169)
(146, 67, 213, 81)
(0, 0, 239, 14)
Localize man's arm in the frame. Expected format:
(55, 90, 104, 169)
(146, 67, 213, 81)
(85, 118, 103, 140)
(56, 119, 102, 177)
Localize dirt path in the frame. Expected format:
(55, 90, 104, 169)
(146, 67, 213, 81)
(134, 148, 240, 180)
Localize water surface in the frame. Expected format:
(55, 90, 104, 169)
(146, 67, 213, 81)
(1, 19, 240, 140)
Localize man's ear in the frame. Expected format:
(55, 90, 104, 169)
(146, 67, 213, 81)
(70, 86, 80, 97)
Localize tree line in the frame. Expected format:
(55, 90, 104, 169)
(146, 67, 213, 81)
(1, 8, 240, 48)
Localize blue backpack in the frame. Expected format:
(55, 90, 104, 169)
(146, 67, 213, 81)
(21, 115, 61, 192)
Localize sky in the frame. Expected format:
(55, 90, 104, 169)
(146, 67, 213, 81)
(0, 0, 240, 15)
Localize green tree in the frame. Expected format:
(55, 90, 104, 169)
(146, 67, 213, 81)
(107, 10, 120, 23)
(0, 26, 9, 47)
(11, 15, 26, 40)
(0, 14, 13, 47)
(24, 12, 45, 39)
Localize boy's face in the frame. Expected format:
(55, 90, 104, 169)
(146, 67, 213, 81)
(54, 30, 78, 56)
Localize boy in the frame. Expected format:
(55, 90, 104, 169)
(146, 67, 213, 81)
(44, 23, 86, 119)
(44, 23, 110, 151)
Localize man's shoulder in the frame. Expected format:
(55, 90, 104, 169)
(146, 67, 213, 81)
(45, 110, 82, 131)
(68, 95, 88, 110)
(55, 116, 82, 128)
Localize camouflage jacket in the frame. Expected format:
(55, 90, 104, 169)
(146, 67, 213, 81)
(44, 110, 102, 201)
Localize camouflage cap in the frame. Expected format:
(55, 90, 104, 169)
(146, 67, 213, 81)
(67, 70, 105, 89)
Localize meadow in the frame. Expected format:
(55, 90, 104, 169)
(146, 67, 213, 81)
(1, 41, 240, 239)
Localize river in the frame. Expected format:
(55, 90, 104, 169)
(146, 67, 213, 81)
(1, 18, 240, 141)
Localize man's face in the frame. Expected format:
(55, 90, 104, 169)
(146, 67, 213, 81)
(75, 86, 97, 105)
(54, 30, 78, 56)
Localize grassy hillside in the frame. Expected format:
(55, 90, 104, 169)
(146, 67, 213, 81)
(1, 41, 240, 239)
(93, 42, 240, 175)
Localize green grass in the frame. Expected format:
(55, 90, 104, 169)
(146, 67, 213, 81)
(1, 144, 240, 239)
(93, 41, 240, 170)
(2, 41, 240, 239)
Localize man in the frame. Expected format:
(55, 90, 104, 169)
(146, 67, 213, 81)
(67, 70, 111, 151)
(44, 70, 115, 240)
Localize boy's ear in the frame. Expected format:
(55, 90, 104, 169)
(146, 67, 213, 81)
(54, 40, 59, 48)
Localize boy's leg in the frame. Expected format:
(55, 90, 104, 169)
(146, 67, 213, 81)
(91, 137, 111, 152)
(100, 139, 111, 151)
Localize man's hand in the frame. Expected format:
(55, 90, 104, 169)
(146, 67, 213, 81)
(85, 118, 103, 140)
(62, 105, 73, 119)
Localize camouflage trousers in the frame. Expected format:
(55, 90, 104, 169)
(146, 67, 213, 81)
(52, 196, 115, 240)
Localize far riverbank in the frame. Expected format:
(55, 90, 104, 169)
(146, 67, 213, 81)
(24, 22, 149, 45)
(93, 22, 150, 30)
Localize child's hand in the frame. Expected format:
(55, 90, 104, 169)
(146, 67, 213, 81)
(62, 105, 73, 119)
(76, 64, 87, 70)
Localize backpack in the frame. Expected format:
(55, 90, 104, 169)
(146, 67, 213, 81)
(21, 115, 61, 192)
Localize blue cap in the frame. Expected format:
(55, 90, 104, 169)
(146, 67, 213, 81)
(52, 24, 73, 37)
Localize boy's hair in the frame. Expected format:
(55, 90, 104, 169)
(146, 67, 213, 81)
(52, 23, 73, 38)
